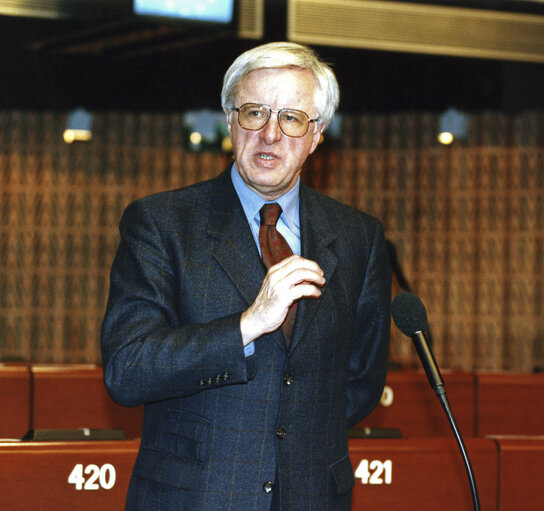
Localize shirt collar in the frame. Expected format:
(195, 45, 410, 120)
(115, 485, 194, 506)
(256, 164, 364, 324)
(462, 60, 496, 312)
(231, 163, 300, 230)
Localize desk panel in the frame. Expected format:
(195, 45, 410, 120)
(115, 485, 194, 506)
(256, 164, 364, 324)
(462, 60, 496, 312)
(355, 370, 476, 437)
(495, 436, 544, 511)
(476, 373, 544, 436)
(0, 439, 139, 511)
(349, 437, 498, 511)
(0, 364, 31, 438)
(31, 365, 143, 439)
(8, 437, 539, 510)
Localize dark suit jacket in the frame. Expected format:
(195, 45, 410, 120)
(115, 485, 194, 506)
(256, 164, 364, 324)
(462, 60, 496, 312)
(101, 166, 391, 511)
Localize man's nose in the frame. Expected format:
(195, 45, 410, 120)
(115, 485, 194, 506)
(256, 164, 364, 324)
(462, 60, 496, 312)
(260, 114, 282, 143)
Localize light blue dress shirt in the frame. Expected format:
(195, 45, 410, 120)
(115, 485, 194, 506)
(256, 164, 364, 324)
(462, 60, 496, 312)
(230, 163, 301, 356)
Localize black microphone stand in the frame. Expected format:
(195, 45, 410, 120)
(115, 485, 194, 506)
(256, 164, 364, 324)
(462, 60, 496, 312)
(437, 390, 481, 511)
(411, 330, 481, 511)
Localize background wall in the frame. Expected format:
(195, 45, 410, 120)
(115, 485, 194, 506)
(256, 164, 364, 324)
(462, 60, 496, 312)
(1, 109, 543, 371)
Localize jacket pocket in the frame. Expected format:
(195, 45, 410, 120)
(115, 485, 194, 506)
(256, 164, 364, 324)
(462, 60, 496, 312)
(132, 408, 210, 490)
(133, 447, 204, 490)
(159, 408, 211, 461)
(329, 454, 355, 495)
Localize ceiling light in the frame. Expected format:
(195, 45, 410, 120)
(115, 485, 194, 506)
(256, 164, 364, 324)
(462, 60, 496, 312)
(63, 108, 93, 144)
(437, 108, 468, 145)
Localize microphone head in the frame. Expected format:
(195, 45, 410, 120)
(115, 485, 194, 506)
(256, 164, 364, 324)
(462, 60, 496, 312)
(391, 292, 428, 336)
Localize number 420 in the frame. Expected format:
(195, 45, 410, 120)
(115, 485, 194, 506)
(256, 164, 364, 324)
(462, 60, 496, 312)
(67, 463, 116, 491)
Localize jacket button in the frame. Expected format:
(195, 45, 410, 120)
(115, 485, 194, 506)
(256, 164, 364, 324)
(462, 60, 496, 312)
(283, 374, 293, 385)
(276, 427, 286, 439)
(263, 481, 274, 493)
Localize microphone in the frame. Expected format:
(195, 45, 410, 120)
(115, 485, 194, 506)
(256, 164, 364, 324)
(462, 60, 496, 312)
(391, 291, 481, 511)
(391, 292, 444, 396)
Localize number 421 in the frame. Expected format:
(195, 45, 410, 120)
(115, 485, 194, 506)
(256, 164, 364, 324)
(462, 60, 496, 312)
(354, 459, 393, 485)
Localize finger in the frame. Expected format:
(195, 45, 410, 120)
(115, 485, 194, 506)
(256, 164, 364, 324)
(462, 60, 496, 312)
(284, 267, 326, 288)
(288, 281, 323, 301)
(269, 255, 324, 276)
(267, 257, 325, 285)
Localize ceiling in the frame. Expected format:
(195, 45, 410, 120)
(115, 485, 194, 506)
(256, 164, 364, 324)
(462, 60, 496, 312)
(1, 2, 543, 114)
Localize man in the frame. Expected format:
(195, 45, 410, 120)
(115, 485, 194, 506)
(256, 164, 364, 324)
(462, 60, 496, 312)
(101, 41, 391, 511)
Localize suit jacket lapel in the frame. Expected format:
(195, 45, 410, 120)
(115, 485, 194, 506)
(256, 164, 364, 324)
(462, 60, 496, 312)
(290, 184, 338, 351)
(206, 170, 338, 353)
(207, 168, 266, 306)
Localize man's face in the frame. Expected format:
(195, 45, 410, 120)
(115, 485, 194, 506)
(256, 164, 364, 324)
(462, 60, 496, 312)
(227, 67, 324, 201)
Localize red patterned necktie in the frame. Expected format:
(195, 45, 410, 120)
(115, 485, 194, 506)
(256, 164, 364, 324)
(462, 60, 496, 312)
(259, 203, 297, 347)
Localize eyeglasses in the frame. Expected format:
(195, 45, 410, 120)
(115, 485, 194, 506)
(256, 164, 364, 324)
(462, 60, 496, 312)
(232, 103, 319, 138)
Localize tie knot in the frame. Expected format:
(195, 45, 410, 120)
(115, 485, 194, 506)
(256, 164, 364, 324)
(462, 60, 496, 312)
(260, 203, 282, 227)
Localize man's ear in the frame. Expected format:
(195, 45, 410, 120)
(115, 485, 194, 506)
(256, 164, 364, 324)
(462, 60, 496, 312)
(225, 111, 233, 134)
(310, 124, 325, 154)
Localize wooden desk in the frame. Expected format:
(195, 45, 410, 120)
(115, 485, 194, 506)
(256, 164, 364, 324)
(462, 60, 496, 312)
(349, 437, 498, 511)
(31, 365, 143, 439)
(355, 370, 476, 438)
(4, 436, 542, 510)
(494, 436, 544, 511)
(0, 364, 31, 438)
(0, 439, 139, 511)
(476, 373, 544, 436)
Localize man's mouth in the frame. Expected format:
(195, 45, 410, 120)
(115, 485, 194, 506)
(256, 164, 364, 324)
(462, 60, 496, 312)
(258, 153, 276, 160)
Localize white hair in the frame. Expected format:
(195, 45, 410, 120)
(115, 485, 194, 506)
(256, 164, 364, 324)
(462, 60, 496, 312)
(221, 42, 340, 128)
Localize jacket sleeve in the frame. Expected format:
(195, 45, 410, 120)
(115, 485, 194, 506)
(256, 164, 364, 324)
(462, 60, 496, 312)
(346, 219, 391, 428)
(100, 200, 256, 407)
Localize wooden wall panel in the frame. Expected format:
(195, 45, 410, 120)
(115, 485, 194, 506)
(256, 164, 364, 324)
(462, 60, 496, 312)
(1, 109, 543, 372)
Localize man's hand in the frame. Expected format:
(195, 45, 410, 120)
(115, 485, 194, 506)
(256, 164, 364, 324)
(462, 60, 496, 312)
(240, 255, 325, 345)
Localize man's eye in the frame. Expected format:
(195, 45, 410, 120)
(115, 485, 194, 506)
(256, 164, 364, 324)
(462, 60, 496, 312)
(246, 108, 265, 118)
(283, 112, 303, 124)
